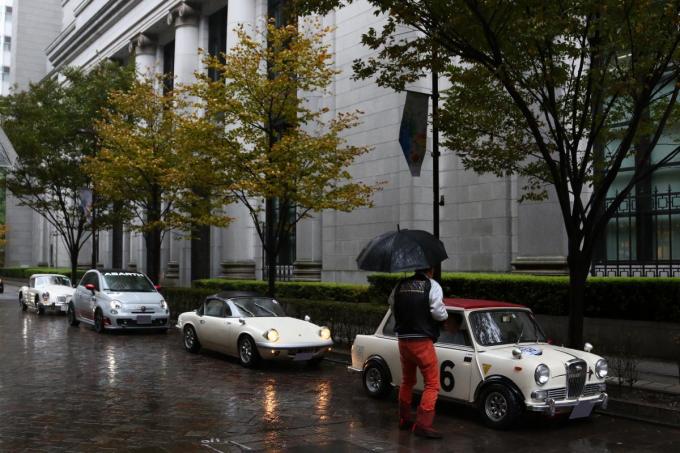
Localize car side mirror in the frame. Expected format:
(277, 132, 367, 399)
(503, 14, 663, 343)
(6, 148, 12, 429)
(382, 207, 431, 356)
(304, 315, 311, 322)
(85, 283, 95, 293)
(154, 284, 162, 291)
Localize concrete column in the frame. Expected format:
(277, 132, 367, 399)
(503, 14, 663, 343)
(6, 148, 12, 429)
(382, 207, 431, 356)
(129, 33, 158, 80)
(294, 213, 322, 281)
(168, 1, 201, 286)
(219, 0, 257, 280)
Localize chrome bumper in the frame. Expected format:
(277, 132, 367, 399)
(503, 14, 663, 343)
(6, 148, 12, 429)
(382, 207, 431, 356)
(526, 393, 608, 416)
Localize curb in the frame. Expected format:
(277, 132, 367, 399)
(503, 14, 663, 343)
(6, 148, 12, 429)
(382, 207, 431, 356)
(600, 397, 680, 428)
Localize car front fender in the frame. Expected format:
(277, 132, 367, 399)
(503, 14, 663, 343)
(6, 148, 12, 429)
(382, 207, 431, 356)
(474, 375, 526, 405)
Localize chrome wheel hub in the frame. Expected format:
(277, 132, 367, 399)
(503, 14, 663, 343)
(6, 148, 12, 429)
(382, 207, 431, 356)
(184, 329, 194, 347)
(485, 392, 508, 422)
(240, 340, 252, 363)
(365, 367, 383, 393)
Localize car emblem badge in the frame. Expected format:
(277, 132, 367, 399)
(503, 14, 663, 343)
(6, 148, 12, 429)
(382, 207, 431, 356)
(141, 306, 146, 312)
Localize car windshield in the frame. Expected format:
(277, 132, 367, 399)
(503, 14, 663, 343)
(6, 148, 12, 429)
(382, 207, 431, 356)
(468, 310, 546, 346)
(102, 272, 155, 292)
(232, 297, 286, 317)
(36, 276, 71, 287)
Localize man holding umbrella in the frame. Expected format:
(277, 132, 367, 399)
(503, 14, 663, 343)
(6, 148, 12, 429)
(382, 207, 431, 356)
(356, 228, 449, 439)
(388, 267, 447, 439)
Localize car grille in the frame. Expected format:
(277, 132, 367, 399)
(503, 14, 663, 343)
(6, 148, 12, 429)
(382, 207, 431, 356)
(131, 309, 156, 314)
(116, 318, 167, 327)
(582, 383, 603, 397)
(566, 359, 587, 399)
(546, 388, 567, 400)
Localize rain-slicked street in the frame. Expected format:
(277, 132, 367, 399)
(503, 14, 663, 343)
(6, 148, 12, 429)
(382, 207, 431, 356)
(1, 285, 680, 452)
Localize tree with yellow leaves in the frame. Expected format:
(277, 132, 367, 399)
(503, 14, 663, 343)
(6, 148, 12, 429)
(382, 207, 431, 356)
(190, 20, 378, 295)
(86, 76, 227, 283)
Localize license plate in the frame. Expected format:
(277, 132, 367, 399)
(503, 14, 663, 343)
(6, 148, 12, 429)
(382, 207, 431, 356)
(569, 400, 595, 419)
(294, 352, 315, 361)
(137, 315, 152, 325)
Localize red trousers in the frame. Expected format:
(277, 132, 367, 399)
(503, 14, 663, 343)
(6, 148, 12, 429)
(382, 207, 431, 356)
(398, 338, 439, 411)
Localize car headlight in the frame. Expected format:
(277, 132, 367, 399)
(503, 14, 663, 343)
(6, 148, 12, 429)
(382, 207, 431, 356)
(109, 300, 122, 310)
(595, 359, 608, 379)
(42, 291, 49, 301)
(319, 326, 331, 340)
(534, 364, 550, 386)
(160, 300, 167, 310)
(264, 329, 280, 342)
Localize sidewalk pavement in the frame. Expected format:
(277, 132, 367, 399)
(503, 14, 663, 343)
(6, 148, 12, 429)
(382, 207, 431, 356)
(604, 354, 680, 394)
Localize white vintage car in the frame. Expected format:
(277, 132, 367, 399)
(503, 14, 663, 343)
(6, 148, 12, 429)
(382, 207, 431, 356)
(19, 274, 74, 315)
(177, 291, 333, 367)
(350, 298, 608, 429)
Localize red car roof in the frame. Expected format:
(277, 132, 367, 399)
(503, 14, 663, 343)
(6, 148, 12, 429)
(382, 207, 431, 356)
(443, 298, 527, 310)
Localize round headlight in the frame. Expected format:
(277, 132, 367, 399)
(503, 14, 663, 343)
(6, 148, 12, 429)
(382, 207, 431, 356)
(264, 329, 280, 342)
(595, 359, 608, 379)
(109, 300, 122, 310)
(160, 300, 167, 310)
(534, 364, 550, 386)
(319, 326, 331, 340)
(42, 291, 50, 300)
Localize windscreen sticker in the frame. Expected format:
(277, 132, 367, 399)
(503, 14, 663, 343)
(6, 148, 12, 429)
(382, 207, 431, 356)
(519, 346, 543, 356)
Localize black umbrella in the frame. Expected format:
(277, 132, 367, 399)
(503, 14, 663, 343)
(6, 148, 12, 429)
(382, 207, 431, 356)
(356, 228, 448, 273)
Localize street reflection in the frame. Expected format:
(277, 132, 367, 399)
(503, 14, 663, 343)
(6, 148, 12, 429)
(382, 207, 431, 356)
(262, 380, 278, 422)
(315, 380, 331, 421)
(105, 345, 117, 386)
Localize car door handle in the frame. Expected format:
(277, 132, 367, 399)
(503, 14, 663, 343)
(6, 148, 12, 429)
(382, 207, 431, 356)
(200, 320, 205, 324)
(464, 356, 472, 363)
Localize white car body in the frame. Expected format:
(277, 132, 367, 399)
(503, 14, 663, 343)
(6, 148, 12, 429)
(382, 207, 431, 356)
(350, 298, 608, 428)
(19, 274, 74, 314)
(177, 292, 333, 366)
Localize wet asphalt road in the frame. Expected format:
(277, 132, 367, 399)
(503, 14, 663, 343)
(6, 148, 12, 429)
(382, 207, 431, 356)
(1, 285, 680, 452)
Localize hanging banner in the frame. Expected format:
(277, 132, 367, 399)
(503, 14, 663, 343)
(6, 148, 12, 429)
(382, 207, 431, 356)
(399, 90, 429, 176)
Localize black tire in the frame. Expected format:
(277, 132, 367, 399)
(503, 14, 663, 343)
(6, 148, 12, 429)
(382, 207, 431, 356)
(67, 304, 79, 327)
(478, 383, 523, 429)
(35, 297, 44, 316)
(19, 293, 27, 312)
(183, 325, 201, 353)
(362, 360, 392, 399)
(238, 335, 261, 368)
(94, 309, 106, 334)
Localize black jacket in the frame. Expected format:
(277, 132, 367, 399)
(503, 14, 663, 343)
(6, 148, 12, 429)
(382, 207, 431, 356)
(392, 274, 440, 341)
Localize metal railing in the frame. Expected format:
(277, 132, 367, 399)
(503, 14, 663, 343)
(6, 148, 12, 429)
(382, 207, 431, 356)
(262, 264, 294, 282)
(591, 187, 680, 277)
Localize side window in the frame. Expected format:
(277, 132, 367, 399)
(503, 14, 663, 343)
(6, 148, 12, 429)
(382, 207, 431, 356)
(29, 277, 35, 288)
(438, 311, 472, 347)
(204, 299, 225, 317)
(382, 313, 396, 337)
(224, 302, 232, 317)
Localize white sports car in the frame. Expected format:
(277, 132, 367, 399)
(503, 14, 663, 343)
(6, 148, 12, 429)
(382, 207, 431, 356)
(177, 291, 333, 367)
(350, 298, 608, 429)
(19, 274, 74, 315)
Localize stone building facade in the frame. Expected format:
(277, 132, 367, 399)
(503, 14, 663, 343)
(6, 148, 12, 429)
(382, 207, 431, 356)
(4, 0, 569, 284)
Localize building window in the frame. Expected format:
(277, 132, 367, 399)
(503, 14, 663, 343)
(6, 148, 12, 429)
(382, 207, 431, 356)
(208, 7, 227, 82)
(1, 66, 9, 81)
(3, 36, 10, 51)
(4, 6, 11, 29)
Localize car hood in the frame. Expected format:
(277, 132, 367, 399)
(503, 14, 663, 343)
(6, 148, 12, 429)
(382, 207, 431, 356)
(104, 292, 164, 305)
(241, 317, 329, 344)
(480, 344, 603, 377)
(40, 285, 75, 297)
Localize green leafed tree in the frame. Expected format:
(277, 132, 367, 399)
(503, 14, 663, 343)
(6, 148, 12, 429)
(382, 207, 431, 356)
(189, 20, 379, 296)
(86, 76, 228, 284)
(0, 62, 134, 282)
(297, 0, 680, 346)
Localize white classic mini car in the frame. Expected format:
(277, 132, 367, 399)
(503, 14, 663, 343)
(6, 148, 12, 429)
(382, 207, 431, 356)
(177, 292, 333, 367)
(19, 274, 74, 315)
(351, 298, 608, 429)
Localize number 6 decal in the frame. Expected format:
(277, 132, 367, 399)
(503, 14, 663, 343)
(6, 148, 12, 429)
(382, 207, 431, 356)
(440, 360, 455, 392)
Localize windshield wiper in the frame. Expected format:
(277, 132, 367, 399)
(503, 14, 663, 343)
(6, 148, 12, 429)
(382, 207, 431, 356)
(254, 303, 278, 316)
(234, 302, 254, 317)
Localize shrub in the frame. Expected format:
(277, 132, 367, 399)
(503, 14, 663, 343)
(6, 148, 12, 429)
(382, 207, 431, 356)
(0, 267, 87, 280)
(160, 287, 387, 344)
(368, 272, 680, 322)
(192, 278, 371, 303)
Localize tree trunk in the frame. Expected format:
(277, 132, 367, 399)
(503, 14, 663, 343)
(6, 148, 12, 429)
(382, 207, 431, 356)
(567, 253, 589, 348)
(68, 245, 79, 284)
(266, 197, 276, 297)
(145, 228, 162, 284)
